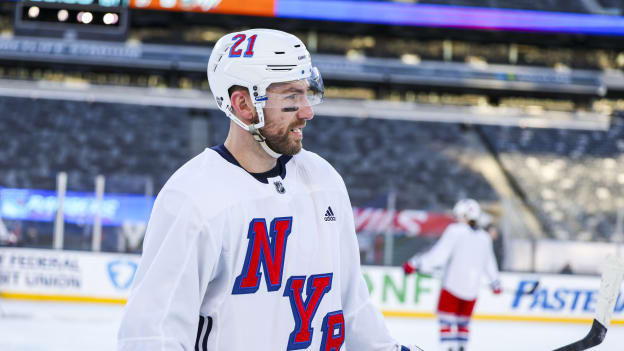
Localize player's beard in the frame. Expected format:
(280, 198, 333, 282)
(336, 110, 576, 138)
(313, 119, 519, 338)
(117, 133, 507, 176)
(255, 114, 303, 156)
(262, 123, 303, 156)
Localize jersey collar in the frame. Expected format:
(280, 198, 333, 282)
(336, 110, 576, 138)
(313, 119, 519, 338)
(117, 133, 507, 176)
(210, 144, 292, 184)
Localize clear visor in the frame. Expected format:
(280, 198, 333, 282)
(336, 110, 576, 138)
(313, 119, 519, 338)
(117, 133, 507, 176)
(261, 67, 324, 111)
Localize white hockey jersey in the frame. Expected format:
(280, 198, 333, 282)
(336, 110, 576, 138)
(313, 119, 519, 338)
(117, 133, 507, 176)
(118, 145, 418, 351)
(410, 222, 499, 301)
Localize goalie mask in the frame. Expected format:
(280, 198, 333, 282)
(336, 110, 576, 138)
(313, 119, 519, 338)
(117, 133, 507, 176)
(207, 29, 324, 158)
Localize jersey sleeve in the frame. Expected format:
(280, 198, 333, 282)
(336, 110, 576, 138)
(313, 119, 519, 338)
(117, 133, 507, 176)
(409, 225, 458, 274)
(336, 181, 422, 351)
(117, 188, 218, 351)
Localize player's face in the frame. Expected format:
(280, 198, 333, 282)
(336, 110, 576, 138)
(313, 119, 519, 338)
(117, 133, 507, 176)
(259, 80, 315, 155)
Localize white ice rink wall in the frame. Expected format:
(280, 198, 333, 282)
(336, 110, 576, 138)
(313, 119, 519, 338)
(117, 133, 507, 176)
(0, 247, 134, 303)
(1, 247, 623, 325)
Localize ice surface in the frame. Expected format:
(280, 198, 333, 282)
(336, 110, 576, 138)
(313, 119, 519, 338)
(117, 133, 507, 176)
(1, 300, 622, 351)
(387, 318, 624, 351)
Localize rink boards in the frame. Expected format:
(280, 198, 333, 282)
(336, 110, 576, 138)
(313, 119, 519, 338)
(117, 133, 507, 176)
(1, 247, 622, 324)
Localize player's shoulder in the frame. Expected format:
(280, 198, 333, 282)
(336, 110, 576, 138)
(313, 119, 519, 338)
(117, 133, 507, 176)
(477, 228, 494, 243)
(294, 149, 334, 169)
(157, 148, 243, 213)
(444, 222, 465, 232)
(293, 149, 345, 187)
(165, 148, 221, 188)
(444, 222, 477, 236)
(448, 223, 492, 242)
(294, 149, 341, 177)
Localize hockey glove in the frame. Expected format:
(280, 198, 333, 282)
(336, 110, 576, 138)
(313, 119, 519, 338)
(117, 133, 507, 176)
(491, 280, 502, 295)
(402, 261, 416, 275)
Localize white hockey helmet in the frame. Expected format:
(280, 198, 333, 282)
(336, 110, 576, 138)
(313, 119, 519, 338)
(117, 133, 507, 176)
(207, 28, 324, 158)
(453, 199, 481, 222)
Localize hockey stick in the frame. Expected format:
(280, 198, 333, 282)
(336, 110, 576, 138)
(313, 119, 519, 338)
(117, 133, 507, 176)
(505, 279, 540, 296)
(552, 255, 624, 351)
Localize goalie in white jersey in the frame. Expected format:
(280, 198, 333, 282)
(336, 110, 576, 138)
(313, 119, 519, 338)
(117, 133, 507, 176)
(402, 199, 500, 351)
(117, 29, 423, 351)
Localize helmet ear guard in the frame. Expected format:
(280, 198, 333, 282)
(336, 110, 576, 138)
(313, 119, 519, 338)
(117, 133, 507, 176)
(207, 29, 324, 158)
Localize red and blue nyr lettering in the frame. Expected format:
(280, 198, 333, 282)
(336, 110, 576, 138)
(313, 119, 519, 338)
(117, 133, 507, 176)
(232, 217, 344, 350)
(232, 217, 293, 294)
(283, 274, 333, 350)
(320, 310, 345, 351)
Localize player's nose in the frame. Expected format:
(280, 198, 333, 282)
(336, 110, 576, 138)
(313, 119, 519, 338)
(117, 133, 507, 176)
(297, 104, 314, 120)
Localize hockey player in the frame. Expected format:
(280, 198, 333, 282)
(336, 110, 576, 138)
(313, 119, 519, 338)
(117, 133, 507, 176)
(402, 199, 500, 351)
(117, 29, 423, 351)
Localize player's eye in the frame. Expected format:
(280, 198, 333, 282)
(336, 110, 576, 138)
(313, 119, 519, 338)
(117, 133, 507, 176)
(282, 106, 299, 112)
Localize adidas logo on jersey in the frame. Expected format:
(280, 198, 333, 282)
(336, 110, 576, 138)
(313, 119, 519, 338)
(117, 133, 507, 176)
(324, 206, 336, 221)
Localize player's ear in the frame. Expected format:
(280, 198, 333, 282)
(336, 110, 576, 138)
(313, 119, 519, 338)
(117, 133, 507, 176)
(230, 90, 255, 124)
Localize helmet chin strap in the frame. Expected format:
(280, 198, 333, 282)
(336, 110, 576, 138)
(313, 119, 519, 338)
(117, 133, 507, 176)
(248, 123, 282, 159)
(246, 101, 282, 159)
(259, 140, 282, 159)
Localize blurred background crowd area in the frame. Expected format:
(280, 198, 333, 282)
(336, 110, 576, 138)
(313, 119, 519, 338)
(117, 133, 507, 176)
(1, 0, 624, 274)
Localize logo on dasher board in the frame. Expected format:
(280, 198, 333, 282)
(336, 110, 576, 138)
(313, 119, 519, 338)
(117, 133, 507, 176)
(324, 206, 336, 221)
(107, 260, 138, 290)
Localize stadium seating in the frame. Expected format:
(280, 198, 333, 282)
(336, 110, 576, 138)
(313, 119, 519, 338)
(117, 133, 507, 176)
(0, 96, 497, 213)
(303, 116, 499, 210)
(479, 113, 624, 241)
(5, 95, 623, 242)
(0, 96, 190, 194)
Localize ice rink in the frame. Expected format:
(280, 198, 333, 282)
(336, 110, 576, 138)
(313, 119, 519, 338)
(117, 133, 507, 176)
(1, 299, 623, 351)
